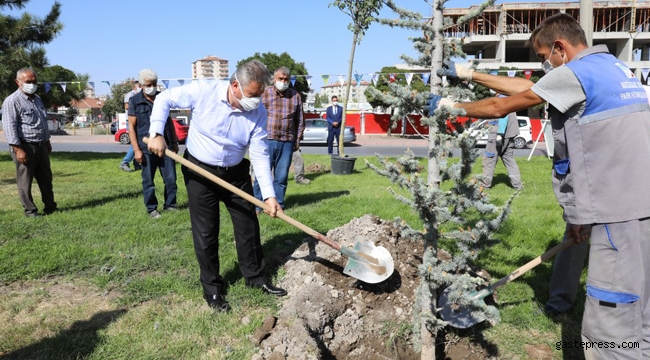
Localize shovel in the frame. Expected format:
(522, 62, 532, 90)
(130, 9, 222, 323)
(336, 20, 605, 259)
(438, 239, 573, 328)
(145, 139, 394, 284)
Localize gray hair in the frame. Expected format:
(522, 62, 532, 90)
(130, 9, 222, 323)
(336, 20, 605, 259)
(231, 60, 271, 87)
(138, 69, 158, 84)
(16, 68, 36, 80)
(274, 66, 291, 77)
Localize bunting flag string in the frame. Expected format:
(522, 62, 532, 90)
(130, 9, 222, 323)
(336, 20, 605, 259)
(642, 68, 650, 82)
(389, 73, 396, 83)
(101, 80, 110, 87)
(290, 75, 297, 87)
(354, 73, 363, 85)
(421, 73, 430, 85)
(177, 79, 185, 86)
(322, 74, 329, 85)
(524, 70, 532, 80)
(405, 73, 414, 86)
(59, 82, 66, 92)
(507, 70, 517, 77)
(370, 73, 378, 86)
(162, 80, 169, 88)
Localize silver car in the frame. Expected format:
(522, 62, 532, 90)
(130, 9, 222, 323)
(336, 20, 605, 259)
(300, 119, 357, 145)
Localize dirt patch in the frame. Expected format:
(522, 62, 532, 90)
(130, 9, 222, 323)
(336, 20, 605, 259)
(252, 215, 495, 359)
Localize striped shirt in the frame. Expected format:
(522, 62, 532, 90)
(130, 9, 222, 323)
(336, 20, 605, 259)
(2, 89, 50, 145)
(262, 86, 305, 143)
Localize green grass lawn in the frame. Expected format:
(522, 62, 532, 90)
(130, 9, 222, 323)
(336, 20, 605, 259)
(0, 150, 584, 359)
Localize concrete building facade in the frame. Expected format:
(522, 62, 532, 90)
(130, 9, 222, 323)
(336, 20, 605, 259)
(444, 1, 650, 78)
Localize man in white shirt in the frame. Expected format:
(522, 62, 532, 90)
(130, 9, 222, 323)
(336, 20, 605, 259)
(148, 60, 286, 312)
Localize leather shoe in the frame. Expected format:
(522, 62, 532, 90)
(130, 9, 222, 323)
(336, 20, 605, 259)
(245, 280, 287, 297)
(204, 294, 231, 312)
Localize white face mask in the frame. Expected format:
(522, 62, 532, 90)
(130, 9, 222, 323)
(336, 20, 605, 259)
(232, 75, 261, 111)
(275, 81, 289, 92)
(332, 101, 338, 106)
(542, 43, 565, 74)
(21, 83, 38, 95)
(143, 86, 157, 96)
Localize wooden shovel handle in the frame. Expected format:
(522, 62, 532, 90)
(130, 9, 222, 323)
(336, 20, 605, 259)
(144, 138, 342, 251)
(490, 239, 574, 290)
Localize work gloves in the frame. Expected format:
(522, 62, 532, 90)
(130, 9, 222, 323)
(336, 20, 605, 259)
(436, 61, 474, 82)
(424, 94, 458, 117)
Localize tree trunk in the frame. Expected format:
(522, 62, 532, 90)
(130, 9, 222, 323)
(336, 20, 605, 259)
(338, 31, 359, 157)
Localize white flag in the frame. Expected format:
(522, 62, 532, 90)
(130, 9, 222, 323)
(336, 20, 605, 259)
(507, 70, 517, 77)
(371, 73, 378, 86)
(643, 68, 650, 82)
(405, 73, 414, 86)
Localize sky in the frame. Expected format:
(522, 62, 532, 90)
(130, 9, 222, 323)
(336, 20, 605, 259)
(9, 0, 543, 96)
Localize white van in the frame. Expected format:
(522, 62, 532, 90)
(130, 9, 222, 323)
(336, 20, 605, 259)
(467, 116, 532, 149)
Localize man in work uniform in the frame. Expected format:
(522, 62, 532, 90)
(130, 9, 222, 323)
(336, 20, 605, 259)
(429, 13, 650, 359)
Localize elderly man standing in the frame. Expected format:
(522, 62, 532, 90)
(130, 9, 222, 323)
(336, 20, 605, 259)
(148, 60, 286, 312)
(428, 13, 650, 359)
(127, 69, 179, 219)
(2, 68, 57, 217)
(253, 66, 306, 212)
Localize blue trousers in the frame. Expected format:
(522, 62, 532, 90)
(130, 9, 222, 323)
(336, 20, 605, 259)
(140, 152, 177, 213)
(327, 128, 341, 155)
(121, 146, 141, 170)
(253, 139, 293, 209)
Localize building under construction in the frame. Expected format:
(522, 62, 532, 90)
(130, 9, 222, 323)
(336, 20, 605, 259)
(444, 1, 650, 79)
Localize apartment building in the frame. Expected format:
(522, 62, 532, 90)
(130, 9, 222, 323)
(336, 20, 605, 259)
(191, 55, 229, 79)
(320, 80, 372, 103)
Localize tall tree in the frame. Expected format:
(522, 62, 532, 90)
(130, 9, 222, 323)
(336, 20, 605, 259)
(38, 65, 88, 110)
(101, 80, 135, 121)
(237, 52, 310, 100)
(0, 1, 63, 100)
(330, 0, 384, 157)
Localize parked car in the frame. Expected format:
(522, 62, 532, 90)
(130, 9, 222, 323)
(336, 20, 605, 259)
(110, 122, 117, 135)
(114, 119, 189, 145)
(300, 119, 356, 145)
(467, 116, 532, 149)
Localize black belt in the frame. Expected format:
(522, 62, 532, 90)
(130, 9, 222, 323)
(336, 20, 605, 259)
(24, 140, 46, 146)
(185, 151, 244, 172)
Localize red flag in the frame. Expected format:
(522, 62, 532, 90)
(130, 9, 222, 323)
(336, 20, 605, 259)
(524, 70, 532, 80)
(389, 73, 395, 83)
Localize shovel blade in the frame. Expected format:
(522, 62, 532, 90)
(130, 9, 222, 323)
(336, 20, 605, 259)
(341, 240, 394, 284)
(438, 286, 487, 329)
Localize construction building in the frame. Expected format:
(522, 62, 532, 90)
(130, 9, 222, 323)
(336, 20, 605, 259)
(444, 1, 650, 79)
(191, 56, 229, 80)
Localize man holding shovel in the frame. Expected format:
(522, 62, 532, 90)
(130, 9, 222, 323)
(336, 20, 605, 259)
(429, 13, 650, 359)
(147, 60, 287, 312)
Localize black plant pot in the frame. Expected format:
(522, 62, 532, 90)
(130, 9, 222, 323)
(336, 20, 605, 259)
(331, 155, 356, 175)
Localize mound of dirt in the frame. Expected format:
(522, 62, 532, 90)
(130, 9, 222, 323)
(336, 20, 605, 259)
(252, 215, 494, 360)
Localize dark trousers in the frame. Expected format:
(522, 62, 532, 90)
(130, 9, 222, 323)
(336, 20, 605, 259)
(327, 127, 341, 155)
(11, 143, 56, 215)
(141, 152, 177, 213)
(182, 151, 265, 296)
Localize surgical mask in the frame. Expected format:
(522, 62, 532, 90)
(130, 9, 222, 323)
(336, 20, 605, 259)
(542, 43, 566, 74)
(143, 86, 157, 96)
(333, 101, 338, 106)
(232, 75, 261, 111)
(275, 81, 289, 91)
(134, 86, 142, 93)
(21, 83, 37, 94)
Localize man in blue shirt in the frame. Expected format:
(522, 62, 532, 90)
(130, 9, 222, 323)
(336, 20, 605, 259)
(148, 60, 286, 312)
(2, 68, 57, 217)
(127, 69, 178, 219)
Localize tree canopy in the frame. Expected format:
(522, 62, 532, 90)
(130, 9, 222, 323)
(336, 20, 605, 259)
(0, 0, 63, 100)
(101, 80, 135, 120)
(237, 52, 310, 101)
(38, 65, 88, 109)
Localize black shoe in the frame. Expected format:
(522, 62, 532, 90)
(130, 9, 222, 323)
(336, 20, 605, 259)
(44, 207, 57, 215)
(543, 304, 570, 317)
(245, 280, 287, 297)
(204, 294, 231, 312)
